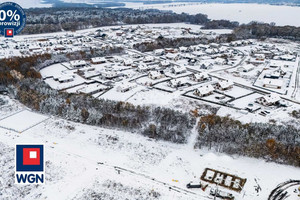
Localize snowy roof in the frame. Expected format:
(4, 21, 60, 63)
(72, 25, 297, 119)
(160, 60, 170, 66)
(70, 60, 86, 66)
(218, 80, 234, 89)
(91, 57, 106, 63)
(58, 75, 74, 82)
(123, 59, 133, 65)
(196, 84, 214, 95)
(144, 56, 154, 62)
(166, 53, 178, 59)
(169, 79, 187, 86)
(261, 94, 281, 104)
(78, 84, 107, 94)
(148, 71, 162, 77)
(172, 65, 186, 73)
(193, 72, 209, 80)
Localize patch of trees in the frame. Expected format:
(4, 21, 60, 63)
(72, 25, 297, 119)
(234, 22, 300, 41)
(202, 20, 239, 29)
(14, 79, 194, 143)
(195, 114, 300, 167)
(133, 34, 235, 52)
(290, 110, 300, 119)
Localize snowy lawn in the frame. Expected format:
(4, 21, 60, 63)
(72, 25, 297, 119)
(0, 110, 49, 133)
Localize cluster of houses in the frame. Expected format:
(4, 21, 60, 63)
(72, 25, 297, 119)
(193, 79, 234, 97)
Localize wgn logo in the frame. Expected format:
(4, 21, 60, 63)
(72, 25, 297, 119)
(15, 144, 45, 184)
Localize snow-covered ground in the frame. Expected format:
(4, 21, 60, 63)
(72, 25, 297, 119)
(123, 2, 300, 26)
(0, 95, 300, 199)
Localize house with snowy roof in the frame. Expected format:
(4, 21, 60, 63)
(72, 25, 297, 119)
(194, 84, 214, 97)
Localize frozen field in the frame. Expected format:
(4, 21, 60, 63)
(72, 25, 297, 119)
(0, 110, 49, 133)
(125, 2, 300, 26)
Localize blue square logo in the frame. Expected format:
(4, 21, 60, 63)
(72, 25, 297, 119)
(16, 145, 44, 172)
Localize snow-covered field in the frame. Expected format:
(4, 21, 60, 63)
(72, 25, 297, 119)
(124, 2, 300, 26)
(0, 110, 49, 133)
(0, 95, 300, 199)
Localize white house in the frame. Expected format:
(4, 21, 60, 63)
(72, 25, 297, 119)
(78, 84, 107, 95)
(154, 49, 165, 56)
(57, 75, 74, 83)
(171, 65, 186, 75)
(263, 78, 283, 89)
(101, 70, 119, 79)
(194, 84, 214, 97)
(144, 56, 154, 63)
(91, 57, 106, 64)
(70, 60, 87, 68)
(256, 94, 281, 106)
(123, 59, 133, 66)
(160, 60, 171, 68)
(200, 62, 213, 70)
(148, 71, 164, 80)
(214, 57, 226, 65)
(137, 64, 149, 72)
(215, 80, 234, 90)
(166, 53, 180, 61)
(190, 72, 210, 82)
(168, 79, 188, 88)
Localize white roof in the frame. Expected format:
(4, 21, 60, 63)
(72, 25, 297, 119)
(149, 71, 161, 77)
(124, 59, 133, 65)
(91, 57, 106, 63)
(172, 65, 186, 73)
(70, 60, 86, 66)
(78, 84, 107, 94)
(262, 94, 281, 104)
(166, 53, 178, 59)
(58, 75, 74, 82)
(169, 79, 187, 86)
(193, 72, 209, 80)
(218, 80, 234, 89)
(196, 84, 214, 95)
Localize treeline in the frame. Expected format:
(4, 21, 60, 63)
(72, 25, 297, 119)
(23, 7, 210, 34)
(15, 79, 195, 143)
(133, 34, 235, 52)
(195, 114, 300, 167)
(234, 22, 300, 41)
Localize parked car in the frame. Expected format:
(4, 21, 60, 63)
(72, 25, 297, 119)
(186, 182, 202, 189)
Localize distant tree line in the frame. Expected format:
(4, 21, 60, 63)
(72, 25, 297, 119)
(22, 7, 300, 41)
(195, 114, 300, 167)
(133, 34, 236, 52)
(22, 7, 239, 34)
(234, 22, 300, 41)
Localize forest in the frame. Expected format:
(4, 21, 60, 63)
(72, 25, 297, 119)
(195, 114, 300, 167)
